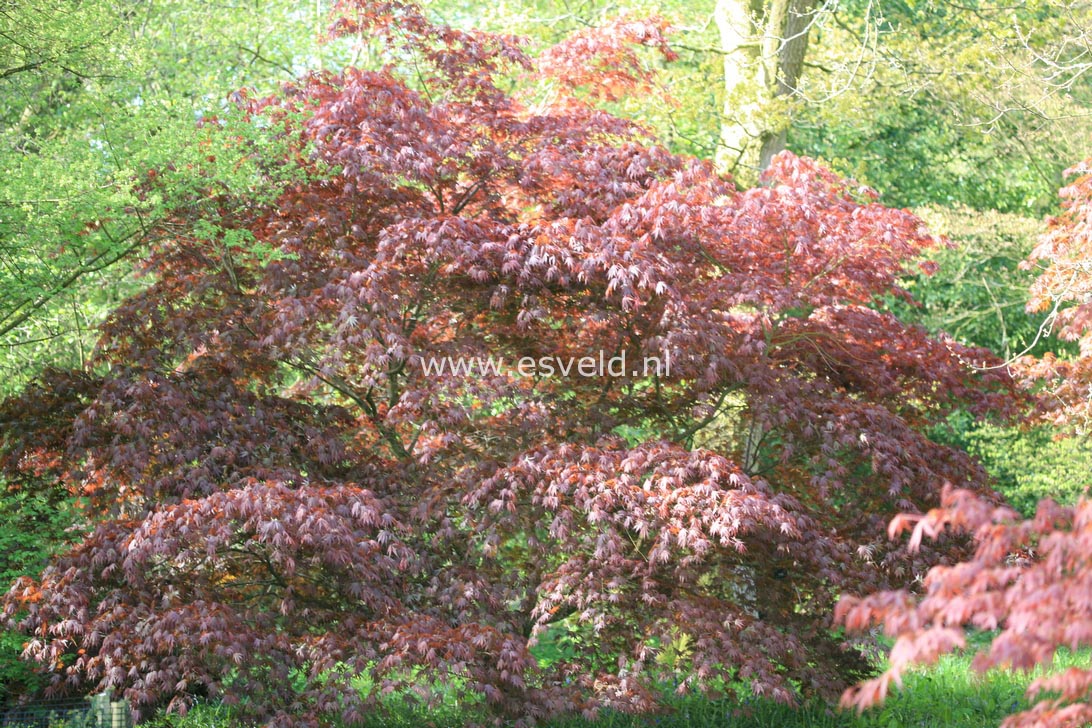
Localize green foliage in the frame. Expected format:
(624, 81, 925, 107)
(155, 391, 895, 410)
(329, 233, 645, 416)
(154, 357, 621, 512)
(0, 628, 35, 699)
(0, 0, 339, 396)
(792, 98, 1059, 214)
(0, 479, 80, 699)
(930, 409, 1092, 520)
(0, 0, 125, 129)
(0, 713, 82, 728)
(0, 97, 311, 395)
(964, 423, 1092, 517)
(0, 488, 75, 586)
(143, 703, 241, 728)
(794, 0, 1090, 214)
(884, 206, 1067, 360)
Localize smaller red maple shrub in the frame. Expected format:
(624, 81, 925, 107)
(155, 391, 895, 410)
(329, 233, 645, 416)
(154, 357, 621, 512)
(839, 160, 1092, 728)
(838, 487, 1092, 728)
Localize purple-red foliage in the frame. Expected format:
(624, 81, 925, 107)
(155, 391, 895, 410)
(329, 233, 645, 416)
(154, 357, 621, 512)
(2, 2, 1018, 725)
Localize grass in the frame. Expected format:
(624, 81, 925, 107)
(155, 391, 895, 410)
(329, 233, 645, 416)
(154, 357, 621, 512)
(143, 642, 1091, 728)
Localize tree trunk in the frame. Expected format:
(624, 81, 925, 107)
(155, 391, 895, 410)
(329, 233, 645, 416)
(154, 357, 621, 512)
(715, 0, 818, 178)
(714, 0, 763, 176)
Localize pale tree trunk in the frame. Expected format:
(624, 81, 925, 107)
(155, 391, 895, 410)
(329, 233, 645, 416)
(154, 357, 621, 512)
(715, 0, 818, 178)
(714, 0, 763, 176)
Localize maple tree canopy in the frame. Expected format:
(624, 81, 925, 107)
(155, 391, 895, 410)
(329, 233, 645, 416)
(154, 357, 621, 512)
(2, 1, 1019, 725)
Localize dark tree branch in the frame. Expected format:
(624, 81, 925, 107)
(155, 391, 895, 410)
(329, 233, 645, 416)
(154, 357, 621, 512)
(0, 60, 45, 79)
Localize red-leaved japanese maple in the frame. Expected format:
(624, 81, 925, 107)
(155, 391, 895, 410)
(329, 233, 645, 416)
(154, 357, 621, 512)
(838, 160, 1092, 728)
(2, 1, 1016, 725)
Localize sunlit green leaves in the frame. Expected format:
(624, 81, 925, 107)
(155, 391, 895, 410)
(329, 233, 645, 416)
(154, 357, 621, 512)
(0, 0, 336, 394)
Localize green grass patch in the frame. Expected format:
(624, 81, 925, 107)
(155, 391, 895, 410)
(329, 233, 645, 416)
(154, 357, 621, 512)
(144, 642, 1091, 728)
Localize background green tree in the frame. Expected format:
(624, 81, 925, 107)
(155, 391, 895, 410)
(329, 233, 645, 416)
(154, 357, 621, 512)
(0, 0, 344, 397)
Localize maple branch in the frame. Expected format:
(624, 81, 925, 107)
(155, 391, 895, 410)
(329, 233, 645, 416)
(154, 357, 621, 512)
(674, 386, 739, 444)
(286, 358, 411, 459)
(451, 177, 490, 215)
